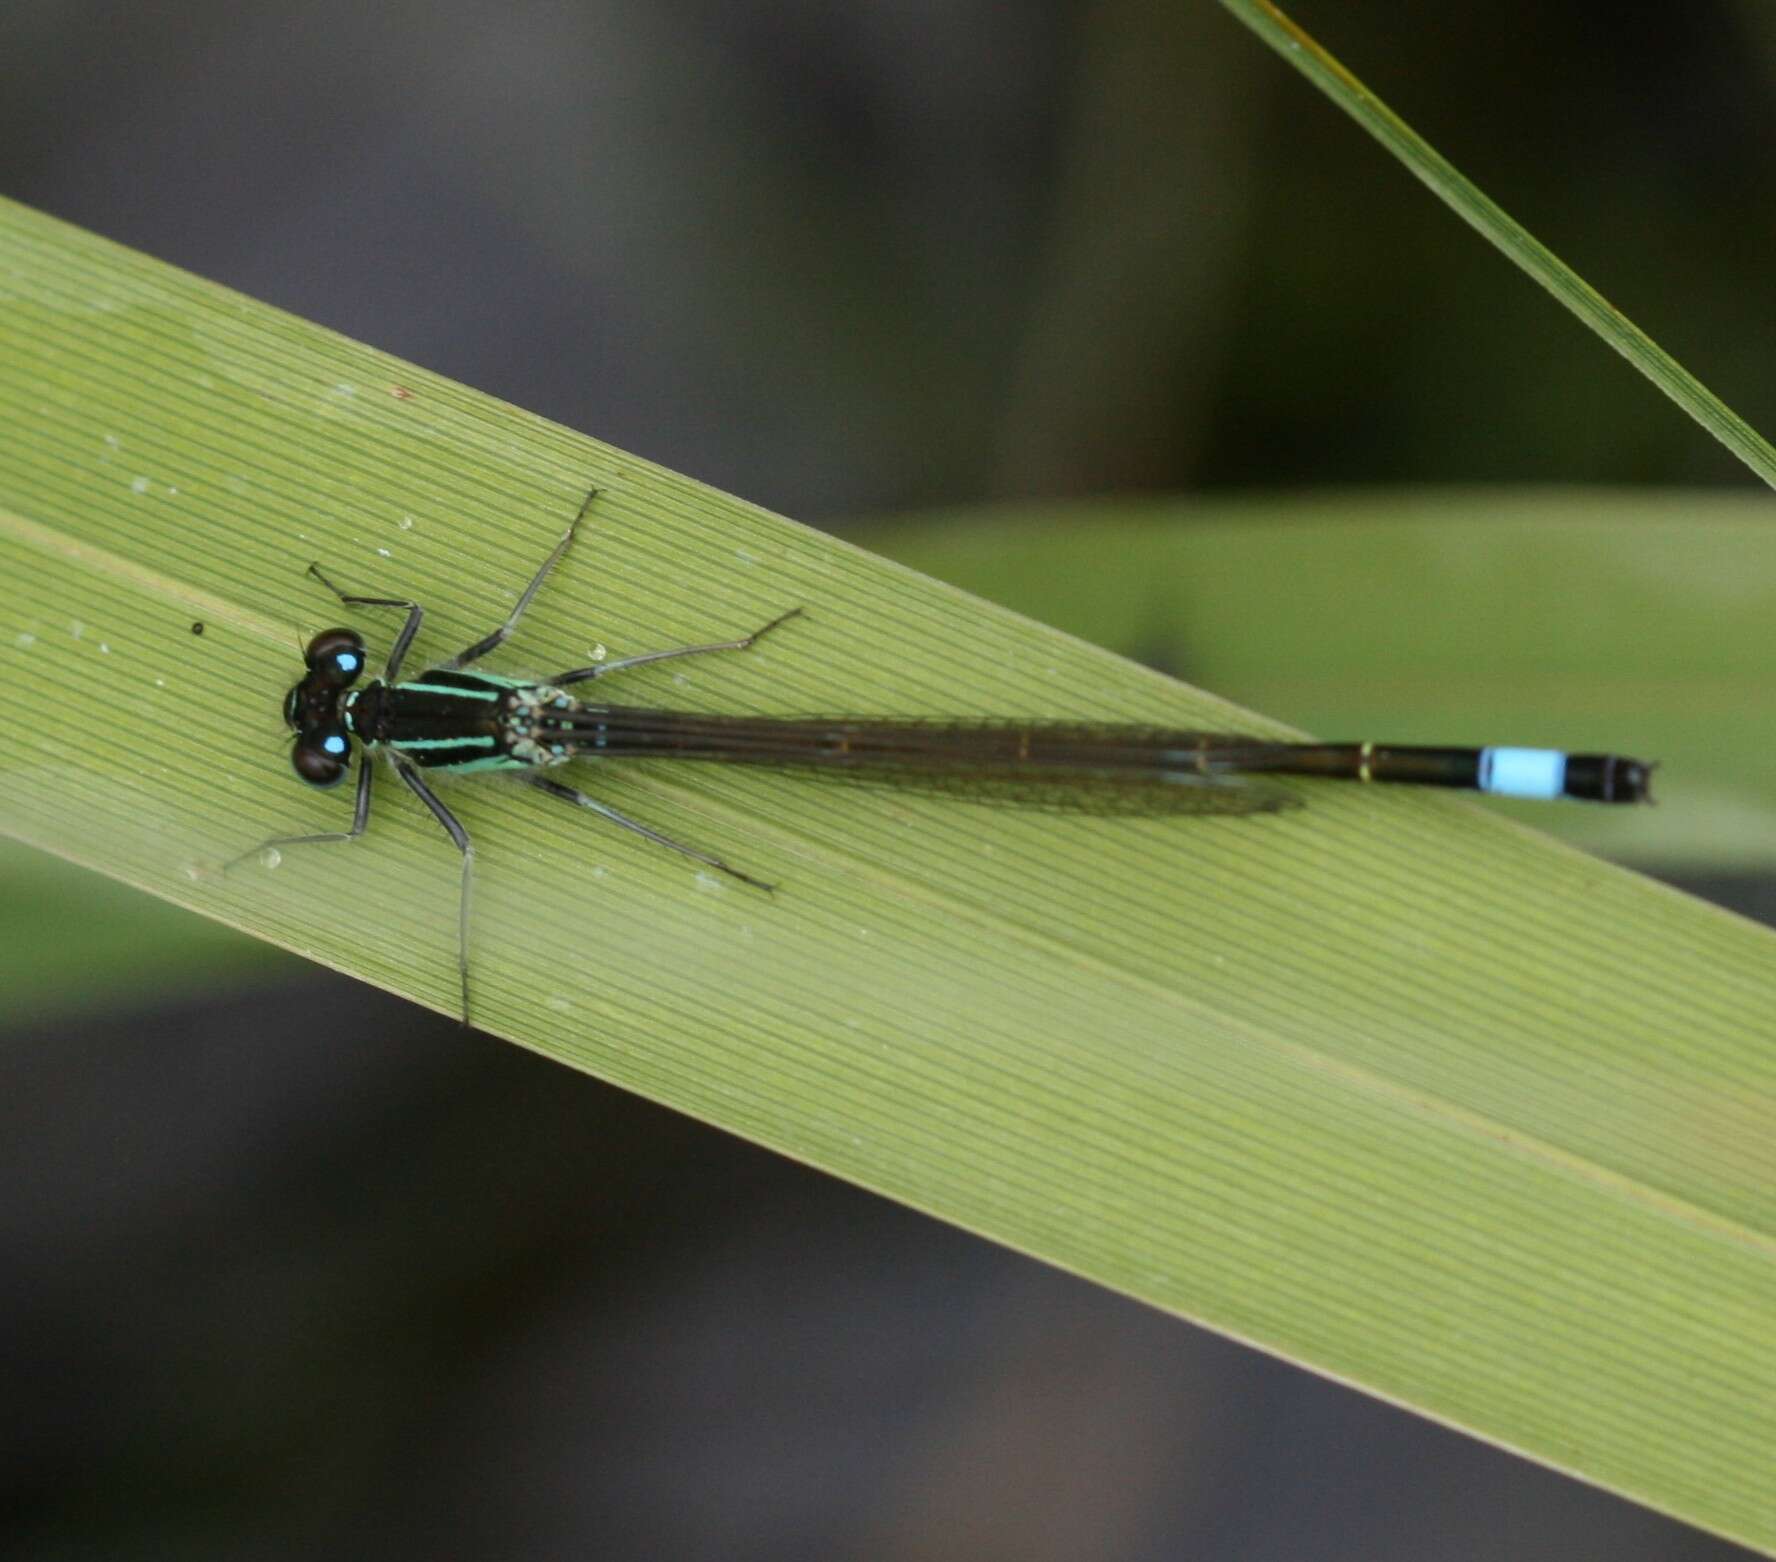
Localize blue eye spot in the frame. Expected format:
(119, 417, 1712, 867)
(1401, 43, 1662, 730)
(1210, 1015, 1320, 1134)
(338, 653, 361, 672)
(322, 733, 349, 756)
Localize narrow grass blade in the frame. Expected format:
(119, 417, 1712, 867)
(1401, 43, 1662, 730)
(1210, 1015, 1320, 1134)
(1218, 0, 1776, 490)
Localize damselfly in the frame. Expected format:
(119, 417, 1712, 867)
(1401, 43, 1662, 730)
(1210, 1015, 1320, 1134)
(234, 487, 1654, 1022)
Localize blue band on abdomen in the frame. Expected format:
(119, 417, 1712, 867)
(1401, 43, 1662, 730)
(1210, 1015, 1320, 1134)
(1477, 747, 1566, 800)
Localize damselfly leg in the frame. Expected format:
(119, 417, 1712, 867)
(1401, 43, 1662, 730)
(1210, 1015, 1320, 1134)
(524, 775, 775, 891)
(390, 753, 475, 1021)
(441, 486, 598, 670)
(226, 747, 375, 864)
(303, 566, 425, 682)
(551, 607, 803, 686)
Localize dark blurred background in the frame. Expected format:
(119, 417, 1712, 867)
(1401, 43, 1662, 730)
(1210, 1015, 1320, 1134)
(2, 3, 1768, 1557)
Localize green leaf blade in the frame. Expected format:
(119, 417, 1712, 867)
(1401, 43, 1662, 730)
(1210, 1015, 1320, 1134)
(3, 196, 1774, 1552)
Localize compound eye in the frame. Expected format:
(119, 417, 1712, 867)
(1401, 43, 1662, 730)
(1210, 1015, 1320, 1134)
(292, 725, 352, 787)
(304, 628, 368, 688)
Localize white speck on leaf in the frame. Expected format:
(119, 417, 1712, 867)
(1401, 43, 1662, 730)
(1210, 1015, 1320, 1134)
(130, 476, 149, 494)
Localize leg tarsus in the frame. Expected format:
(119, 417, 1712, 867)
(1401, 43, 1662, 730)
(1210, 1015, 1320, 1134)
(390, 755, 478, 1025)
(552, 605, 804, 688)
(444, 487, 598, 671)
(305, 564, 425, 680)
(222, 758, 376, 871)
(524, 774, 772, 891)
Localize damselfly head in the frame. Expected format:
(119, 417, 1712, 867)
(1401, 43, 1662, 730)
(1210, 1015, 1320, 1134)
(281, 629, 368, 785)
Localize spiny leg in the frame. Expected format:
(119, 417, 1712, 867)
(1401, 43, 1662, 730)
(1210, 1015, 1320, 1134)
(390, 755, 477, 1025)
(552, 607, 803, 688)
(224, 755, 376, 870)
(307, 563, 425, 681)
(524, 774, 774, 892)
(444, 485, 601, 670)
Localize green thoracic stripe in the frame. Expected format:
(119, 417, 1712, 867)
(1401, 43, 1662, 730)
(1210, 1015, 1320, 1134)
(417, 752, 527, 773)
(399, 736, 500, 752)
(399, 680, 501, 701)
